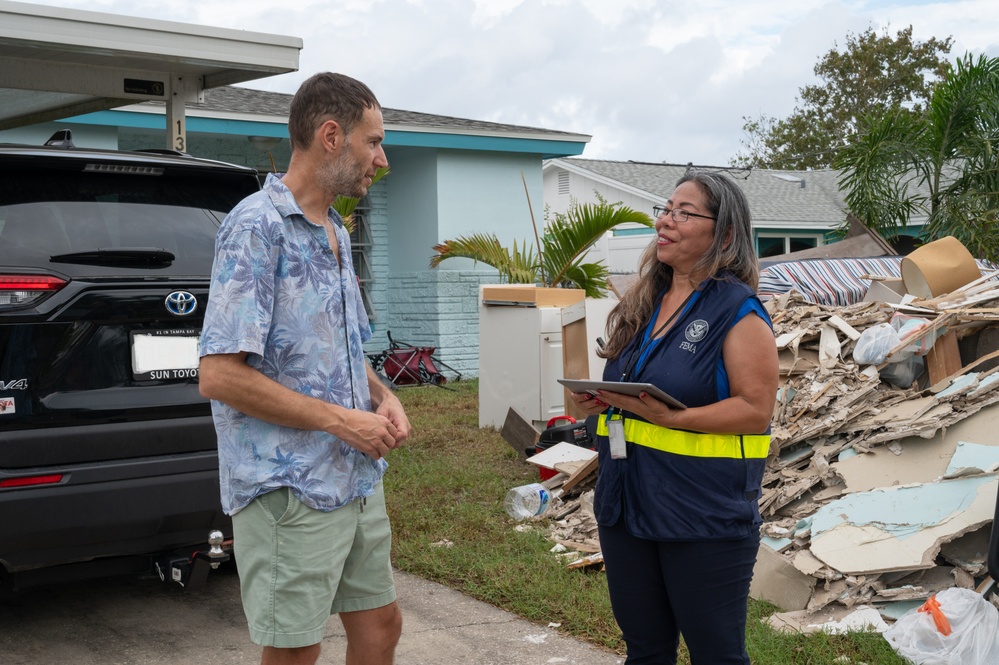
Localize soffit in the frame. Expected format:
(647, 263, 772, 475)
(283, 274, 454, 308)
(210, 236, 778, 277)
(0, 0, 301, 131)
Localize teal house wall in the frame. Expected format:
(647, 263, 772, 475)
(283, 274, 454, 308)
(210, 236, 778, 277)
(383, 148, 547, 373)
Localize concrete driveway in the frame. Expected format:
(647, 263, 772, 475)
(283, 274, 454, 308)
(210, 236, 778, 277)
(0, 564, 623, 665)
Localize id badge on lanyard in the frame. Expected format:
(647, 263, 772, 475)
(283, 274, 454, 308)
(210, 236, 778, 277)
(605, 289, 692, 461)
(608, 417, 627, 459)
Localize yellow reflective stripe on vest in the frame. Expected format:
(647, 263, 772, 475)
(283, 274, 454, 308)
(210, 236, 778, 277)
(597, 414, 769, 459)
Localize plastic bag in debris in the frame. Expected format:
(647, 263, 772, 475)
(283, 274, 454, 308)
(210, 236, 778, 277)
(854, 323, 901, 364)
(854, 315, 935, 365)
(891, 313, 938, 357)
(883, 588, 999, 665)
(879, 354, 925, 388)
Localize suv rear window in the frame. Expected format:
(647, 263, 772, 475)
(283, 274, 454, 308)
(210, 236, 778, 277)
(0, 168, 257, 275)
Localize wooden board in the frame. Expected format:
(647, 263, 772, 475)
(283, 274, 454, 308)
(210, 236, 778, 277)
(500, 407, 539, 457)
(481, 285, 584, 308)
(561, 301, 590, 421)
(561, 454, 598, 493)
(925, 330, 963, 387)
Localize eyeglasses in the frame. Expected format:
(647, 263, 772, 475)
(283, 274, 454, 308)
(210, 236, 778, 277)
(653, 205, 716, 223)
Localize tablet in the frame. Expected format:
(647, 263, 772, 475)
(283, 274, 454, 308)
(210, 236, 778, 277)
(557, 378, 687, 409)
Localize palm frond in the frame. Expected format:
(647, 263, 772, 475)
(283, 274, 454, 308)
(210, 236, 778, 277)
(542, 203, 652, 287)
(836, 54, 999, 258)
(558, 261, 612, 298)
(429, 233, 538, 283)
(836, 109, 926, 236)
(429, 199, 649, 291)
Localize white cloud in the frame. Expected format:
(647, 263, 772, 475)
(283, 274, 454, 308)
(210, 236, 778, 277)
(15, 0, 999, 165)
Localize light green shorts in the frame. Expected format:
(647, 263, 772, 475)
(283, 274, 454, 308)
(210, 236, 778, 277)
(231, 483, 396, 648)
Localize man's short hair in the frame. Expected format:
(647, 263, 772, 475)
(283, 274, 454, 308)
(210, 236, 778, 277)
(287, 72, 380, 151)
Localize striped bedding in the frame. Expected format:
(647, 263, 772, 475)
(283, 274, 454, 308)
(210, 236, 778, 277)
(757, 257, 997, 306)
(758, 257, 903, 306)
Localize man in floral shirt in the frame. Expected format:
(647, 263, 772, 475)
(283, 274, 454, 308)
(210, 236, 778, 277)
(200, 72, 410, 665)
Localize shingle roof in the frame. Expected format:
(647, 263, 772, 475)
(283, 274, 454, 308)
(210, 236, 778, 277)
(175, 86, 588, 139)
(555, 158, 849, 227)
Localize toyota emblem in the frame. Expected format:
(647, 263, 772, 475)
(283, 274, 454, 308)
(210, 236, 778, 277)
(165, 291, 198, 316)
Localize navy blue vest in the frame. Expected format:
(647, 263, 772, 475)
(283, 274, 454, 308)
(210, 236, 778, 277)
(594, 274, 770, 541)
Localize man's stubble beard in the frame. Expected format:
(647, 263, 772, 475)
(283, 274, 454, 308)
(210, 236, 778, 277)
(318, 139, 367, 202)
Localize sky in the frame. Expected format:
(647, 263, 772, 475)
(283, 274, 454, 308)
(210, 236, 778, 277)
(23, 0, 999, 166)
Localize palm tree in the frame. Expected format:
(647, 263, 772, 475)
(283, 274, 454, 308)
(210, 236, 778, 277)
(836, 54, 999, 260)
(429, 200, 653, 298)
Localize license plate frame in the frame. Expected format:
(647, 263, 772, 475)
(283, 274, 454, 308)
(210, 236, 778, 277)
(130, 329, 201, 381)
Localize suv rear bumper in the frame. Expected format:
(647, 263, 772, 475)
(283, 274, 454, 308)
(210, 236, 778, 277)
(1, 436, 229, 574)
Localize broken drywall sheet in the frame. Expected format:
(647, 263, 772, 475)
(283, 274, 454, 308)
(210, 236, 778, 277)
(839, 394, 937, 431)
(886, 564, 973, 598)
(877, 600, 924, 621)
(945, 441, 999, 475)
(762, 535, 793, 553)
(971, 370, 999, 396)
(936, 373, 980, 399)
(807, 606, 889, 635)
(750, 543, 816, 612)
(833, 400, 999, 493)
(809, 474, 999, 574)
(525, 441, 596, 471)
(792, 549, 827, 576)
(818, 325, 841, 368)
(939, 525, 992, 575)
(833, 437, 953, 494)
(778, 348, 820, 376)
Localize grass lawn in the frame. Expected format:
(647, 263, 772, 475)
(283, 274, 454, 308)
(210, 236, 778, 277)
(384, 378, 908, 664)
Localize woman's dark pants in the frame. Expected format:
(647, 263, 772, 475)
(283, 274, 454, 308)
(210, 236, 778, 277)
(599, 519, 759, 664)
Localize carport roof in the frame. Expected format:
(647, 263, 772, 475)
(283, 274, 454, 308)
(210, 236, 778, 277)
(0, 0, 302, 131)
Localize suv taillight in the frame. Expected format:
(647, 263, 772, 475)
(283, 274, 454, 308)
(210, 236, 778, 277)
(0, 274, 68, 307)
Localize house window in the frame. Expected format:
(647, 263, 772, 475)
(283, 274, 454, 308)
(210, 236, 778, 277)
(756, 234, 821, 258)
(558, 171, 570, 196)
(349, 202, 376, 319)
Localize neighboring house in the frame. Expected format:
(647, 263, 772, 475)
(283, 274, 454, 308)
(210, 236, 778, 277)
(2, 86, 591, 376)
(543, 157, 890, 274)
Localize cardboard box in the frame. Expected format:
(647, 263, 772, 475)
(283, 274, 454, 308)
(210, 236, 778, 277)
(481, 285, 585, 308)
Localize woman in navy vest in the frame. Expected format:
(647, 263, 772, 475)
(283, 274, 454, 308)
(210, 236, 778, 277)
(570, 170, 778, 664)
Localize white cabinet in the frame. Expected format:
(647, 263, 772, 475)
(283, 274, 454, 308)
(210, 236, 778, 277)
(478, 292, 566, 429)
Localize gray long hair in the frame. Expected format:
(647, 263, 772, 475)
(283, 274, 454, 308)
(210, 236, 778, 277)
(599, 170, 758, 360)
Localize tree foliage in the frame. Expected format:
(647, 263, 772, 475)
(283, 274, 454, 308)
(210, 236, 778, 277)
(836, 54, 999, 261)
(733, 26, 953, 170)
(429, 200, 652, 297)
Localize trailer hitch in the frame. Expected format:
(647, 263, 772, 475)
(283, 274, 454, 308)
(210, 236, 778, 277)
(156, 530, 230, 590)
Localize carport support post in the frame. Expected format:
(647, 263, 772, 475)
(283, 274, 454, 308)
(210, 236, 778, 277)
(166, 75, 189, 153)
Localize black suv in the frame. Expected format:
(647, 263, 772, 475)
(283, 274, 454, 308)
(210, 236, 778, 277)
(0, 132, 260, 592)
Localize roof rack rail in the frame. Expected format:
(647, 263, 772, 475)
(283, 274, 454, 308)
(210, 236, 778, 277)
(134, 148, 189, 156)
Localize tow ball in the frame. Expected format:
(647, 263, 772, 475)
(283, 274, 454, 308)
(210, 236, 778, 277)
(156, 530, 230, 590)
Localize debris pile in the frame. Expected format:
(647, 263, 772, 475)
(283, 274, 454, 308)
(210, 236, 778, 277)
(755, 277, 999, 630)
(514, 266, 999, 630)
(514, 450, 604, 570)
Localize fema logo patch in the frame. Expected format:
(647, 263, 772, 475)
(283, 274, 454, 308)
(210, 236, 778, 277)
(685, 319, 709, 343)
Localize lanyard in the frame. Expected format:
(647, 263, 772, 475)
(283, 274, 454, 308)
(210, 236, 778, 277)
(617, 289, 695, 382)
(604, 289, 695, 423)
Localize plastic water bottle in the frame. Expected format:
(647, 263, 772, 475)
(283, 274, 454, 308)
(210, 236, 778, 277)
(504, 483, 562, 520)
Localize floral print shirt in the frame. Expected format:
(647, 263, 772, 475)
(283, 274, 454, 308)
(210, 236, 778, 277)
(201, 173, 384, 515)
